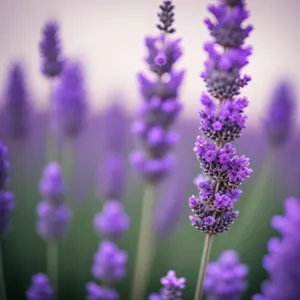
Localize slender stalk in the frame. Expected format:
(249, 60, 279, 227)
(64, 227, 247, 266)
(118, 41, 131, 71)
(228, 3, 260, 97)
(130, 185, 156, 300)
(47, 241, 58, 300)
(0, 241, 7, 300)
(194, 234, 214, 300)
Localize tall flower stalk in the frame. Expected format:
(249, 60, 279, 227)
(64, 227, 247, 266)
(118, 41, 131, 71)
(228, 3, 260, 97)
(188, 1, 253, 299)
(130, 1, 184, 299)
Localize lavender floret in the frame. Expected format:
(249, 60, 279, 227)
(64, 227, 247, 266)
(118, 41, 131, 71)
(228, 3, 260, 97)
(26, 273, 53, 300)
(86, 282, 119, 300)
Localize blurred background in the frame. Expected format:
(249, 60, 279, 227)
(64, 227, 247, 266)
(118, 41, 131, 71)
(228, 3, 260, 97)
(0, 0, 299, 299)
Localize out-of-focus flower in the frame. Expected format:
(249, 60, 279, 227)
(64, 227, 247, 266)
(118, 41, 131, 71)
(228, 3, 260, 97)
(204, 250, 248, 300)
(26, 273, 53, 300)
(264, 81, 295, 147)
(253, 197, 300, 300)
(39, 20, 64, 78)
(94, 200, 130, 240)
(92, 241, 127, 284)
(86, 282, 119, 300)
(149, 270, 186, 300)
(52, 61, 87, 137)
(0, 191, 14, 235)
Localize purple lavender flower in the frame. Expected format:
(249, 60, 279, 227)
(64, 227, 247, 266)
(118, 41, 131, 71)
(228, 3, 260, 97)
(52, 61, 87, 137)
(94, 200, 129, 240)
(26, 273, 53, 300)
(0, 191, 14, 235)
(39, 20, 63, 78)
(4, 63, 30, 138)
(204, 250, 248, 300)
(86, 282, 119, 300)
(189, 0, 252, 235)
(131, 0, 184, 184)
(92, 241, 127, 284)
(149, 270, 186, 300)
(253, 197, 300, 300)
(0, 143, 9, 190)
(37, 162, 71, 240)
(264, 81, 295, 147)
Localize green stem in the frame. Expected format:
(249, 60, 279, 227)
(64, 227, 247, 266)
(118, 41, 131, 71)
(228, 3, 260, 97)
(130, 185, 156, 300)
(194, 234, 214, 300)
(0, 241, 7, 300)
(47, 241, 58, 300)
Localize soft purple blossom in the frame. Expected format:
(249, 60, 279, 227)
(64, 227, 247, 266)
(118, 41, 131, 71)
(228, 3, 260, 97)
(92, 241, 127, 284)
(26, 273, 53, 300)
(253, 197, 300, 300)
(39, 20, 64, 78)
(4, 63, 30, 138)
(0, 191, 14, 235)
(94, 200, 129, 240)
(0, 143, 9, 189)
(149, 270, 186, 300)
(86, 282, 119, 300)
(52, 61, 87, 137)
(204, 250, 248, 300)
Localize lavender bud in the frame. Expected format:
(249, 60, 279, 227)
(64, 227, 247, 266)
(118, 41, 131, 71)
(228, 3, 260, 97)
(86, 282, 119, 300)
(26, 273, 53, 300)
(204, 250, 248, 300)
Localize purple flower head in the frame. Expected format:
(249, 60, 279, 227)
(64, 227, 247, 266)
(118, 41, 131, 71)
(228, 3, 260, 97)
(253, 197, 300, 300)
(205, 0, 253, 48)
(149, 270, 186, 300)
(204, 250, 248, 300)
(26, 273, 53, 300)
(264, 81, 295, 147)
(92, 241, 128, 284)
(0, 142, 9, 189)
(131, 0, 184, 184)
(39, 20, 64, 78)
(39, 162, 65, 203)
(0, 191, 14, 236)
(94, 200, 130, 240)
(53, 60, 87, 137)
(86, 282, 119, 300)
(5, 63, 30, 138)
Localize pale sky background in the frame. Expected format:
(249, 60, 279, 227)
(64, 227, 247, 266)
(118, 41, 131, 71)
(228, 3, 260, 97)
(0, 0, 299, 128)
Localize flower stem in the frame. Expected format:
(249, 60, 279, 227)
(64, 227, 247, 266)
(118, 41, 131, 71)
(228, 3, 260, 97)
(0, 241, 7, 300)
(47, 241, 58, 300)
(194, 234, 214, 300)
(130, 184, 156, 300)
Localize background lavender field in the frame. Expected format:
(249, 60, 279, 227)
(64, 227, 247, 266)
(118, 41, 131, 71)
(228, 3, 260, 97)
(0, 0, 299, 299)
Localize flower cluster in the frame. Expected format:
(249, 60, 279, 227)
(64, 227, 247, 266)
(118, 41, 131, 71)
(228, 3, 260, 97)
(86, 282, 119, 300)
(26, 273, 53, 300)
(37, 162, 71, 240)
(149, 270, 186, 300)
(204, 250, 248, 299)
(130, 0, 184, 184)
(189, 0, 252, 235)
(253, 197, 300, 300)
(39, 20, 64, 78)
(0, 142, 14, 236)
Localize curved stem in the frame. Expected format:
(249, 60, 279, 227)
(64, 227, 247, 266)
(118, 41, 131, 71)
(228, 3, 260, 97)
(0, 241, 7, 300)
(194, 234, 214, 300)
(130, 185, 156, 300)
(47, 241, 58, 300)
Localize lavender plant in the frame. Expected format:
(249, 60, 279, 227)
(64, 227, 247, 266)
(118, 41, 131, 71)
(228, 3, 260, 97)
(0, 142, 14, 300)
(188, 1, 253, 299)
(37, 162, 71, 299)
(148, 270, 186, 300)
(204, 250, 248, 300)
(253, 197, 300, 300)
(26, 273, 53, 300)
(130, 1, 184, 298)
(4, 63, 30, 138)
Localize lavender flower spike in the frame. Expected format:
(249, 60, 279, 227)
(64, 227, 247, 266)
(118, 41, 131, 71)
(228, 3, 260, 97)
(39, 20, 64, 78)
(253, 197, 300, 300)
(94, 200, 130, 240)
(26, 273, 53, 300)
(4, 63, 30, 138)
(149, 270, 186, 300)
(37, 162, 71, 240)
(264, 81, 295, 147)
(86, 282, 119, 300)
(204, 250, 248, 300)
(53, 60, 87, 138)
(130, 0, 184, 184)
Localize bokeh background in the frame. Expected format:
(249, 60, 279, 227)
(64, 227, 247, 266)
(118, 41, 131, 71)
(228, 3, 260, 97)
(0, 0, 299, 299)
